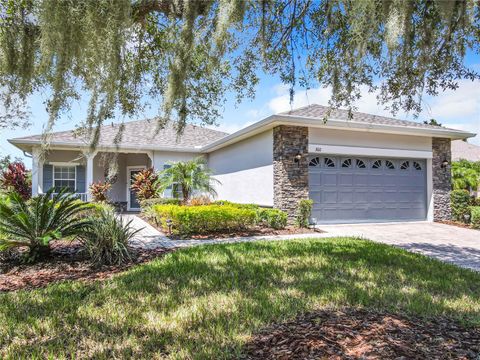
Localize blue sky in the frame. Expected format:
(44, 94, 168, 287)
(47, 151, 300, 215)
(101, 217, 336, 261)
(1, 53, 479, 165)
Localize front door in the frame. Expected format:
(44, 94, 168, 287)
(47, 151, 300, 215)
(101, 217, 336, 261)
(127, 167, 144, 211)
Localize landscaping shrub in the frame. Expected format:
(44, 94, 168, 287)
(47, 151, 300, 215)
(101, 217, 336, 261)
(256, 208, 288, 229)
(296, 199, 313, 228)
(0, 161, 31, 200)
(451, 189, 472, 222)
(140, 197, 182, 208)
(89, 181, 111, 202)
(131, 168, 160, 201)
(0, 188, 92, 261)
(214, 200, 259, 209)
(189, 195, 212, 206)
(470, 206, 480, 229)
(153, 204, 257, 235)
(78, 209, 140, 265)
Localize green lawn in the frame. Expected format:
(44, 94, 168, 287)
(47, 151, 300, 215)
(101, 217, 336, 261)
(1, 237, 479, 359)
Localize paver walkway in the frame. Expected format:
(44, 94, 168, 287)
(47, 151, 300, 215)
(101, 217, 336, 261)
(123, 214, 480, 272)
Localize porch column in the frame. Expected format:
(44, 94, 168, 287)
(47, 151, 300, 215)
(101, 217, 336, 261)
(84, 151, 97, 201)
(31, 147, 43, 196)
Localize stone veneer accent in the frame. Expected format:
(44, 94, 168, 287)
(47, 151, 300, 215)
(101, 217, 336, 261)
(432, 138, 452, 221)
(273, 125, 309, 223)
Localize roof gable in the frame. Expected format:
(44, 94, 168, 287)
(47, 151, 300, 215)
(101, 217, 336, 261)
(280, 104, 457, 131)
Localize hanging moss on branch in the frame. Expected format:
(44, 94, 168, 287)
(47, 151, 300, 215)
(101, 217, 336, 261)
(0, 0, 478, 149)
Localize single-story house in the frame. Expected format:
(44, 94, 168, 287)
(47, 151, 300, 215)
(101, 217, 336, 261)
(9, 104, 476, 224)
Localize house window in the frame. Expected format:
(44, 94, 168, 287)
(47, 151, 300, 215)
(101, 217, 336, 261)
(324, 157, 335, 168)
(341, 159, 352, 168)
(356, 159, 366, 169)
(372, 160, 382, 169)
(400, 161, 410, 170)
(163, 164, 182, 199)
(309, 157, 321, 167)
(385, 160, 395, 169)
(413, 161, 422, 170)
(53, 166, 76, 192)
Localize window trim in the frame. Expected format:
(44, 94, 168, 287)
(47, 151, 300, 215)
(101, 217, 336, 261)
(52, 165, 77, 192)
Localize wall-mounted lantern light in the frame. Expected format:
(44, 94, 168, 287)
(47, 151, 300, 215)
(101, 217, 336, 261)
(440, 159, 449, 169)
(294, 153, 302, 164)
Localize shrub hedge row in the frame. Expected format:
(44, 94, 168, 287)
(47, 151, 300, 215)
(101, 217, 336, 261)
(153, 204, 258, 234)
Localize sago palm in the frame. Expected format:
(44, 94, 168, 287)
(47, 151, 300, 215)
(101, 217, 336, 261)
(158, 157, 220, 203)
(0, 188, 93, 260)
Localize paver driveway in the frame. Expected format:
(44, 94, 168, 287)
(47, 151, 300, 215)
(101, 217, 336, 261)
(318, 222, 480, 272)
(125, 215, 480, 272)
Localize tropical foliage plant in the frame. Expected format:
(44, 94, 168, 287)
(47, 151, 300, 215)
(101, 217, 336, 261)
(0, 161, 31, 200)
(0, 188, 92, 260)
(452, 160, 480, 192)
(158, 157, 220, 203)
(1, 1, 478, 146)
(131, 168, 160, 201)
(78, 209, 139, 266)
(89, 181, 112, 202)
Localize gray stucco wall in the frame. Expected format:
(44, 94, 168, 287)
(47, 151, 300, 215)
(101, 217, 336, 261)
(208, 130, 274, 205)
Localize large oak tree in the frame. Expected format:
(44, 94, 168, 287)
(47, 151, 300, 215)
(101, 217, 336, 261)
(0, 0, 478, 148)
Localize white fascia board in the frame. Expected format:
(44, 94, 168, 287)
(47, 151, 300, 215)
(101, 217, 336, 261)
(309, 144, 433, 159)
(275, 115, 476, 140)
(201, 114, 475, 153)
(7, 139, 203, 154)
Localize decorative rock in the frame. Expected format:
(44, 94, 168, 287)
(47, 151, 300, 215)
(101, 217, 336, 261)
(432, 138, 452, 221)
(273, 125, 309, 223)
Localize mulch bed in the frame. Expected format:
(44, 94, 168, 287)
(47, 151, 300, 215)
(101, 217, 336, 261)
(0, 241, 171, 292)
(244, 308, 480, 359)
(141, 215, 322, 239)
(439, 220, 478, 230)
(168, 226, 323, 240)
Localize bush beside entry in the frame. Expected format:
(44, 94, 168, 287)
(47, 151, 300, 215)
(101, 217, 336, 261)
(451, 189, 472, 222)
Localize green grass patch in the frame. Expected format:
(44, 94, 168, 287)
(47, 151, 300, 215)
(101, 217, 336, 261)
(1, 237, 479, 359)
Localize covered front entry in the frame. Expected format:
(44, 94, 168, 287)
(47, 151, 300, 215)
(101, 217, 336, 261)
(308, 156, 427, 224)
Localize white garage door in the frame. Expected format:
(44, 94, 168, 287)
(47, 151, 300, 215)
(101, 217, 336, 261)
(308, 156, 427, 223)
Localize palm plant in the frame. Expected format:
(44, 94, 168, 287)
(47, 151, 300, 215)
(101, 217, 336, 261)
(452, 160, 480, 191)
(158, 157, 220, 203)
(0, 188, 93, 260)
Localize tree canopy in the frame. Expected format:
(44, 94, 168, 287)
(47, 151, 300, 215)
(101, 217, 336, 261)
(0, 0, 478, 148)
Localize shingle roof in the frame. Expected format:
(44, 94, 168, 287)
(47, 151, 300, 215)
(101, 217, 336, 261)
(12, 119, 229, 150)
(452, 140, 480, 162)
(279, 104, 457, 131)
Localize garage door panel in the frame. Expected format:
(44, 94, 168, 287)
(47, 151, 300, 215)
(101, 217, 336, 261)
(353, 174, 369, 186)
(322, 190, 338, 203)
(339, 174, 353, 186)
(309, 156, 427, 223)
